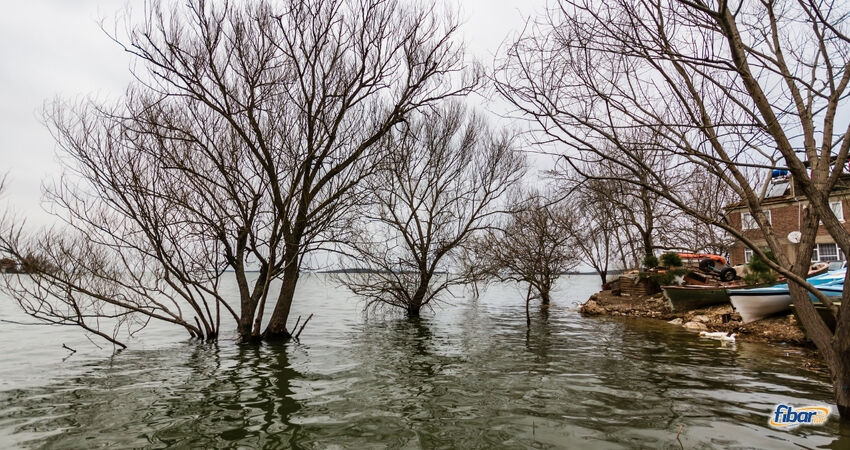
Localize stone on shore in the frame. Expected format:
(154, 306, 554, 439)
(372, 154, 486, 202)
(580, 299, 606, 316)
(581, 290, 810, 347)
(683, 321, 708, 331)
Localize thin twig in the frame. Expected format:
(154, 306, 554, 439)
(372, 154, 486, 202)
(295, 313, 313, 339)
(676, 424, 684, 449)
(292, 315, 302, 335)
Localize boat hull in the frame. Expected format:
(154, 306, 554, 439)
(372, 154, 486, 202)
(728, 291, 792, 323)
(808, 284, 843, 302)
(792, 303, 840, 336)
(663, 286, 730, 312)
(729, 268, 846, 323)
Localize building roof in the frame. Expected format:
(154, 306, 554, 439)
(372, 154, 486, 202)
(725, 173, 850, 211)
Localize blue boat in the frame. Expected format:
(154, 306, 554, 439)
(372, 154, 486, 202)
(728, 269, 845, 323)
(810, 279, 843, 302)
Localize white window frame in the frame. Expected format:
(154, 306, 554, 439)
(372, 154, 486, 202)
(744, 248, 753, 263)
(830, 201, 845, 223)
(741, 210, 771, 230)
(812, 243, 846, 262)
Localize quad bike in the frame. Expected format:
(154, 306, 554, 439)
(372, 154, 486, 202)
(697, 257, 737, 282)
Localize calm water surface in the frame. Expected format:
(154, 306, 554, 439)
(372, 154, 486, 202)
(0, 274, 847, 449)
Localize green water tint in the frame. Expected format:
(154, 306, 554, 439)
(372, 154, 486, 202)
(0, 276, 848, 448)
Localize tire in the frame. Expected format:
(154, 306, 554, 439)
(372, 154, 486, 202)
(698, 258, 715, 272)
(719, 267, 736, 282)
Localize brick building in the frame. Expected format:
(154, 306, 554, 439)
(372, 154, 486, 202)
(727, 173, 850, 265)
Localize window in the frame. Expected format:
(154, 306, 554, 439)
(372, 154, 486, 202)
(741, 210, 771, 230)
(744, 248, 753, 263)
(819, 244, 838, 261)
(812, 243, 845, 262)
(830, 201, 844, 222)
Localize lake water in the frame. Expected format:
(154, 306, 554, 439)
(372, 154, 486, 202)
(0, 274, 847, 448)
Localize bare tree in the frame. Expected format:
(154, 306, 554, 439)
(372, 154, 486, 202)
(0, 0, 475, 345)
(480, 192, 580, 324)
(336, 103, 524, 316)
(495, 0, 850, 417)
(560, 141, 689, 268)
(565, 156, 735, 271)
(566, 180, 622, 285)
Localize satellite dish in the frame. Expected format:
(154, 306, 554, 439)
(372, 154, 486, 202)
(788, 231, 802, 244)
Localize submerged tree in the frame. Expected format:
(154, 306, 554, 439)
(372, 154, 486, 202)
(480, 192, 579, 323)
(495, 0, 850, 417)
(336, 103, 524, 316)
(0, 0, 475, 345)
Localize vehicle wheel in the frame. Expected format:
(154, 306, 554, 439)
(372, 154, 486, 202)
(719, 267, 736, 282)
(698, 258, 715, 271)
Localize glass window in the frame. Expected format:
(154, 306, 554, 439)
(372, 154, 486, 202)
(816, 243, 845, 261)
(830, 201, 844, 222)
(744, 248, 753, 263)
(741, 210, 771, 230)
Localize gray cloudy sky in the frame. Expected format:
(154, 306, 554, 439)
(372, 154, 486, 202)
(0, 0, 546, 227)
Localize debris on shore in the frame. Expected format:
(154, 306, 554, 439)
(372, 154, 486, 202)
(580, 290, 808, 346)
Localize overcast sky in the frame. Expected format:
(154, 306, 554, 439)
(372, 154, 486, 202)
(0, 0, 547, 227)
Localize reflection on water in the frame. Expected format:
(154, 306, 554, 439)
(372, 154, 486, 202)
(0, 343, 303, 448)
(1, 275, 849, 448)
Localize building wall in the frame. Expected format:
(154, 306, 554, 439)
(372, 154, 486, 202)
(728, 197, 850, 265)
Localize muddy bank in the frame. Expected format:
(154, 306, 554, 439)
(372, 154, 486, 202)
(580, 290, 810, 347)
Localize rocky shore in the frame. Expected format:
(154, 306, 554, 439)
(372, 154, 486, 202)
(580, 290, 809, 346)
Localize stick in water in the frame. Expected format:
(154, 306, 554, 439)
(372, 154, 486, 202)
(676, 424, 684, 449)
(295, 314, 313, 339)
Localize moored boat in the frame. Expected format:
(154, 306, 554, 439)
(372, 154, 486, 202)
(664, 262, 830, 313)
(791, 301, 841, 335)
(790, 276, 844, 338)
(663, 285, 732, 311)
(808, 279, 844, 302)
(729, 268, 844, 323)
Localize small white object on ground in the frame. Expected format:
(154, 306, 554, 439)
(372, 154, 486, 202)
(699, 331, 736, 342)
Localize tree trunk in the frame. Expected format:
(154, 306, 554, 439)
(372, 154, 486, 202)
(237, 311, 256, 342)
(405, 277, 431, 317)
(539, 286, 551, 305)
(237, 283, 258, 342)
(263, 257, 300, 340)
(832, 315, 850, 421)
(831, 348, 850, 420)
(407, 304, 421, 316)
(407, 287, 427, 317)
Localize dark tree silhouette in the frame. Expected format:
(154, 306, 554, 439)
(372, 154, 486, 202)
(0, 0, 475, 345)
(336, 103, 524, 316)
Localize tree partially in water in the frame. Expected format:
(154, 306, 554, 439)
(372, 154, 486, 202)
(0, 0, 475, 345)
(335, 103, 524, 316)
(478, 192, 579, 317)
(495, 0, 850, 418)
